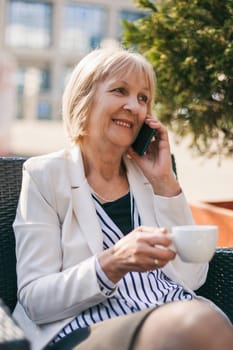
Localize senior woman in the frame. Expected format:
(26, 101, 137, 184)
(13, 47, 233, 350)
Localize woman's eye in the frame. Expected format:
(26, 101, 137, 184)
(114, 87, 125, 94)
(139, 94, 148, 103)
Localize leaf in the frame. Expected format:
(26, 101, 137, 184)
(122, 0, 233, 158)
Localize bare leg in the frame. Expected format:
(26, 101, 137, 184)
(132, 300, 233, 350)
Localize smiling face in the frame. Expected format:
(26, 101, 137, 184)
(62, 48, 155, 145)
(84, 69, 150, 153)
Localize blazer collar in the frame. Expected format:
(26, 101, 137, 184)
(67, 145, 103, 254)
(68, 144, 86, 187)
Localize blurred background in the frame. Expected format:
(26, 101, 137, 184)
(0, 1, 232, 241)
(0, 0, 146, 155)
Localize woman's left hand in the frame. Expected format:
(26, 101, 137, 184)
(128, 117, 181, 197)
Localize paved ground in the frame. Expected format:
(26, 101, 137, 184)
(9, 120, 233, 204)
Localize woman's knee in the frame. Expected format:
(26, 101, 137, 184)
(132, 300, 233, 350)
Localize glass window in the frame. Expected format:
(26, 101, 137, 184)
(62, 66, 73, 90)
(6, 0, 52, 48)
(61, 3, 107, 54)
(37, 100, 51, 120)
(117, 10, 146, 39)
(16, 66, 50, 94)
(120, 10, 145, 23)
(15, 66, 51, 119)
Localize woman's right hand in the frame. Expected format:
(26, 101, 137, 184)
(98, 226, 176, 284)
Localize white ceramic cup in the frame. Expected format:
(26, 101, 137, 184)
(169, 225, 218, 263)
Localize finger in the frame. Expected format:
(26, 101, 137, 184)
(153, 258, 160, 268)
(125, 256, 163, 272)
(145, 119, 169, 145)
(153, 245, 176, 261)
(127, 146, 144, 160)
(135, 226, 168, 234)
(119, 245, 176, 273)
(134, 226, 172, 247)
(145, 244, 176, 261)
(135, 226, 162, 233)
(152, 256, 174, 270)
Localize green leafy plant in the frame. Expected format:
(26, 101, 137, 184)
(122, 0, 233, 157)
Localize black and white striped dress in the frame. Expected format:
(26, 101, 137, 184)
(54, 191, 193, 341)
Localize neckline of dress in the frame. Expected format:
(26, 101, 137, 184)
(89, 184, 130, 204)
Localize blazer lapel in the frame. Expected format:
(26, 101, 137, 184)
(67, 145, 103, 254)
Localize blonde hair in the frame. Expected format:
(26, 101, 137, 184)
(62, 47, 156, 144)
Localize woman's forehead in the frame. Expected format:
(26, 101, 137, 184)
(112, 61, 147, 78)
(109, 69, 151, 92)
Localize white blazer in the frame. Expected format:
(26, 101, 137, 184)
(13, 145, 208, 350)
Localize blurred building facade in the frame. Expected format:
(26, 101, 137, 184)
(0, 50, 17, 155)
(0, 0, 145, 125)
(1, 1, 232, 205)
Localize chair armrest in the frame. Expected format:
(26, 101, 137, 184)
(196, 248, 233, 323)
(0, 299, 30, 349)
(0, 157, 27, 311)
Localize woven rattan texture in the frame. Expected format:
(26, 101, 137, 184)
(0, 158, 26, 312)
(0, 299, 30, 349)
(196, 248, 233, 323)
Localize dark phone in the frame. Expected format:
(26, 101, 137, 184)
(132, 123, 156, 156)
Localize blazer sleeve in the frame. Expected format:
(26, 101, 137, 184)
(13, 159, 108, 325)
(153, 192, 209, 291)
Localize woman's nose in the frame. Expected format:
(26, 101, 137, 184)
(123, 96, 140, 114)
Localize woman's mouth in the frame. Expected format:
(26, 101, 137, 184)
(113, 119, 133, 128)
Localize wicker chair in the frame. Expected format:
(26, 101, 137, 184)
(0, 157, 30, 349)
(0, 157, 232, 323)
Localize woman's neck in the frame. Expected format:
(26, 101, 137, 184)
(80, 143, 128, 202)
(81, 142, 125, 180)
